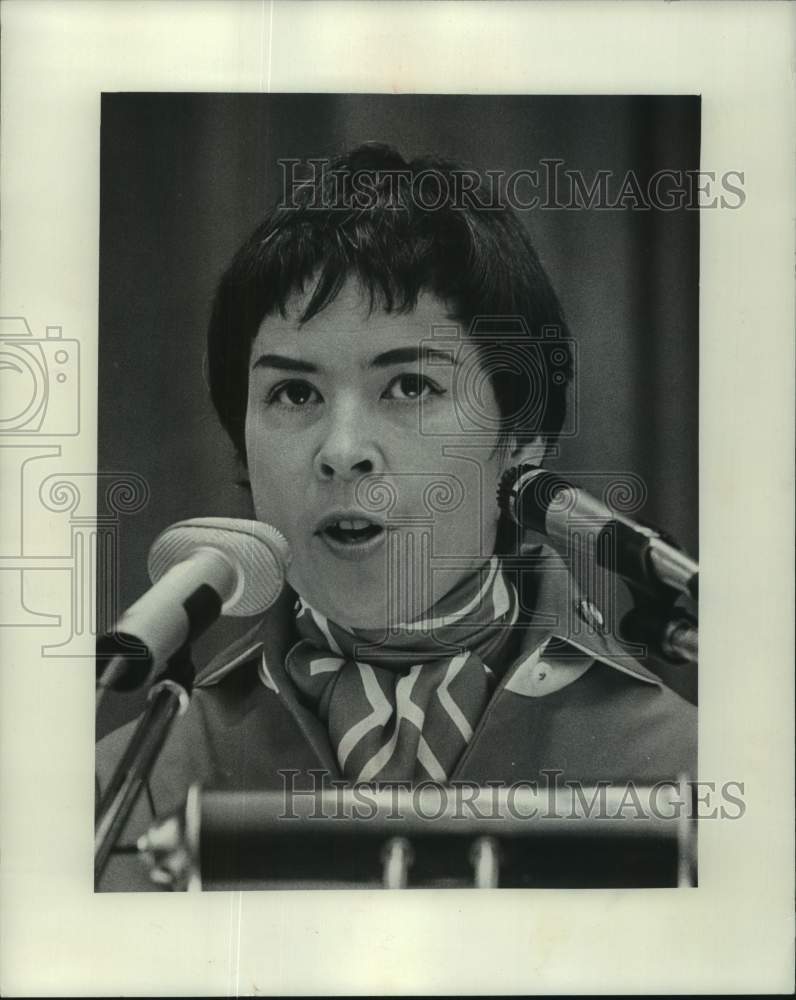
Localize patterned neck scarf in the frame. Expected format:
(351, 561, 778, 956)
(285, 557, 519, 784)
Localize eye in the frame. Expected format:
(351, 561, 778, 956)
(383, 373, 444, 402)
(267, 379, 321, 408)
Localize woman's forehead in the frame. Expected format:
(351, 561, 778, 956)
(252, 280, 459, 359)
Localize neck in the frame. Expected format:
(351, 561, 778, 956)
(294, 555, 518, 669)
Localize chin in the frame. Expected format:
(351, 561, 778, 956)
(289, 573, 380, 629)
(290, 548, 471, 630)
(297, 582, 418, 632)
(318, 592, 394, 631)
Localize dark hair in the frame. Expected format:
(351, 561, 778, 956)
(207, 143, 573, 463)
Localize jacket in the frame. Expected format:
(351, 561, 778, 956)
(95, 544, 697, 890)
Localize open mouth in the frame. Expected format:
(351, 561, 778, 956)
(322, 518, 384, 545)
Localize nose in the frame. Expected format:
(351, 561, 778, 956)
(314, 401, 383, 482)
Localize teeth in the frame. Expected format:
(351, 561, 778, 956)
(335, 519, 373, 530)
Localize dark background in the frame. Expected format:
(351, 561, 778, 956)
(97, 94, 699, 735)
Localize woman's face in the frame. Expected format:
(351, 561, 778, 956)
(244, 280, 506, 628)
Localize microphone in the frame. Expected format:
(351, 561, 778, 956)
(96, 518, 290, 692)
(498, 465, 698, 600)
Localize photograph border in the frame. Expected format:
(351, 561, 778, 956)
(1, 1, 793, 995)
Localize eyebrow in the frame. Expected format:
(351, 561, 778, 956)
(250, 346, 456, 373)
(251, 354, 317, 374)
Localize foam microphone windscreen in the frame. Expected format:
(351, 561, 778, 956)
(147, 517, 291, 616)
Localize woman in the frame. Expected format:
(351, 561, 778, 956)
(96, 144, 696, 888)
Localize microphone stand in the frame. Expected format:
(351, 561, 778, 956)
(501, 465, 699, 665)
(94, 645, 195, 889)
(620, 591, 698, 665)
(594, 509, 699, 666)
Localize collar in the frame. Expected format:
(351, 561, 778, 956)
(513, 541, 661, 685)
(196, 541, 660, 690)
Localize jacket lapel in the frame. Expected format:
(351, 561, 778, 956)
(451, 544, 661, 779)
(196, 587, 341, 778)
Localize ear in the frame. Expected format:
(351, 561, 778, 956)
(500, 434, 547, 475)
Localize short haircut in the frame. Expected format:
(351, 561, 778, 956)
(207, 142, 573, 463)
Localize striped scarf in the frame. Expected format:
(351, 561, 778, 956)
(285, 557, 519, 784)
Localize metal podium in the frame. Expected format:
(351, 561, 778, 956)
(135, 782, 697, 890)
